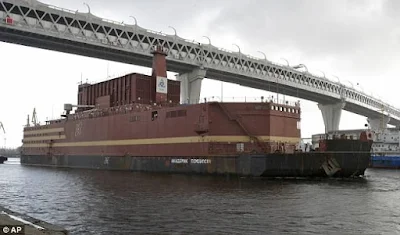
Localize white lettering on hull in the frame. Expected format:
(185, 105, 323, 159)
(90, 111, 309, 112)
(171, 158, 211, 164)
(190, 159, 211, 164)
(171, 159, 188, 164)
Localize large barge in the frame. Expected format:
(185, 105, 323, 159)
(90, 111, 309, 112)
(21, 45, 373, 177)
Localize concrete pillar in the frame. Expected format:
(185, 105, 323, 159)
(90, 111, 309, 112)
(367, 116, 390, 132)
(177, 68, 206, 104)
(318, 101, 346, 133)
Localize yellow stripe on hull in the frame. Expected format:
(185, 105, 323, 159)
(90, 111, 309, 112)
(22, 135, 300, 148)
(23, 135, 66, 142)
(24, 127, 64, 135)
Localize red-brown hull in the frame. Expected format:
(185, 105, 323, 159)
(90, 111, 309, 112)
(22, 102, 301, 157)
(20, 101, 373, 178)
(21, 151, 371, 178)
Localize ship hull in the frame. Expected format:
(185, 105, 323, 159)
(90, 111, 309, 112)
(370, 155, 400, 169)
(21, 152, 371, 178)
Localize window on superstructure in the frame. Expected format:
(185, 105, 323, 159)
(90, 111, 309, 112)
(166, 110, 187, 118)
(151, 111, 158, 121)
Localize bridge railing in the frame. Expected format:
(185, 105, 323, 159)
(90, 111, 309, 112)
(47, 5, 76, 14)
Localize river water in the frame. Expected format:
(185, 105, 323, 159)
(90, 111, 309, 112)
(0, 158, 399, 235)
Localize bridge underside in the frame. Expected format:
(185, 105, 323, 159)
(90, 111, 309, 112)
(209, 70, 398, 127)
(0, 27, 196, 73)
(0, 28, 398, 128)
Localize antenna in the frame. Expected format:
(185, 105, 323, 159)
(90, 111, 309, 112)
(221, 82, 223, 102)
(381, 104, 385, 132)
(107, 62, 110, 78)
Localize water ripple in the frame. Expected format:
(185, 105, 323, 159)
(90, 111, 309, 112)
(0, 158, 400, 234)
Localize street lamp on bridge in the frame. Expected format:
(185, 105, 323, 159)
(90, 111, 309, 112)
(280, 58, 289, 66)
(292, 64, 308, 72)
(203, 36, 211, 45)
(232, 44, 241, 54)
(346, 80, 354, 89)
(316, 70, 326, 79)
(257, 51, 268, 61)
(129, 16, 138, 25)
(168, 26, 177, 36)
(83, 3, 91, 13)
(129, 16, 138, 33)
(332, 75, 341, 84)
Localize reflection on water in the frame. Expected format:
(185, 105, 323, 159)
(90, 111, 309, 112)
(1, 158, 400, 234)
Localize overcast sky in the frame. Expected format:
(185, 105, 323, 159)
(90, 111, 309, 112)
(1, 0, 399, 147)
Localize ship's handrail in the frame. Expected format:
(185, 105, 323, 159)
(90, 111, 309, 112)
(66, 96, 300, 122)
(316, 134, 357, 141)
(197, 96, 300, 107)
(69, 102, 173, 121)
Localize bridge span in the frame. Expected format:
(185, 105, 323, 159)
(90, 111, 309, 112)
(0, 0, 399, 132)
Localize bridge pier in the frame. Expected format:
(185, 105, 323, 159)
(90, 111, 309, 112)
(177, 68, 206, 104)
(318, 101, 346, 133)
(367, 116, 390, 132)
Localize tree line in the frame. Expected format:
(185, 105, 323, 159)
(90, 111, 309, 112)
(0, 147, 21, 156)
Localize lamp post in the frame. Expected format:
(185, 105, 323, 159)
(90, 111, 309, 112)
(332, 75, 340, 83)
(203, 36, 211, 45)
(316, 70, 326, 79)
(83, 3, 91, 13)
(257, 51, 267, 61)
(347, 80, 354, 89)
(292, 64, 308, 72)
(280, 58, 289, 66)
(232, 44, 241, 54)
(168, 26, 177, 36)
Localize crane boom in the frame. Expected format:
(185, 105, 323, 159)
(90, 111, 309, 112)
(0, 121, 5, 134)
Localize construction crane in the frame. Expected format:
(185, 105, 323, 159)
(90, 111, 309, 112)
(26, 108, 39, 127)
(32, 108, 38, 126)
(0, 121, 6, 148)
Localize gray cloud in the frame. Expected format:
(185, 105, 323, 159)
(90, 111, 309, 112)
(205, 0, 397, 58)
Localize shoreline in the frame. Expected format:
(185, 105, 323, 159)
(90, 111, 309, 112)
(0, 205, 68, 235)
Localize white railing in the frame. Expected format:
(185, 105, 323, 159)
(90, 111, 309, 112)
(47, 5, 76, 15)
(196, 96, 299, 106)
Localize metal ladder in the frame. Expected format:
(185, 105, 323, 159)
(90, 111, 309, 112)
(215, 102, 267, 153)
